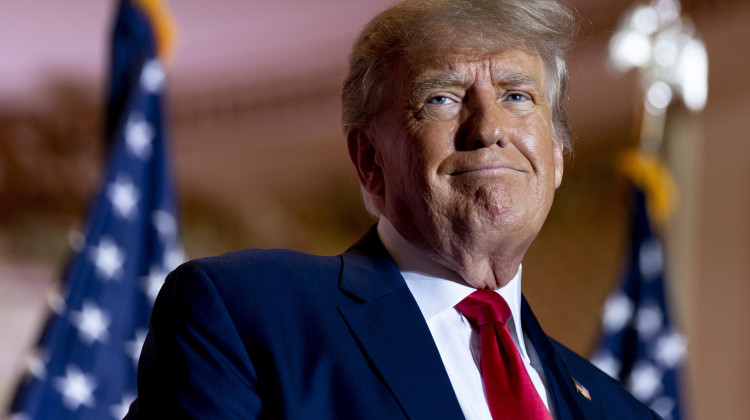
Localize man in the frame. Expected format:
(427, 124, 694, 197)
(127, 0, 661, 418)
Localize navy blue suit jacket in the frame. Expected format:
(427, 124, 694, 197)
(126, 228, 660, 419)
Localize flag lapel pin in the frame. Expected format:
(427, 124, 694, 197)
(572, 378, 592, 401)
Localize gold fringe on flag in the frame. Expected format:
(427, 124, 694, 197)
(618, 149, 678, 228)
(133, 0, 179, 66)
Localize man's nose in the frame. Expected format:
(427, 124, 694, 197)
(461, 97, 507, 151)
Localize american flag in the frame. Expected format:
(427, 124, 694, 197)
(8, 1, 181, 418)
(591, 161, 687, 420)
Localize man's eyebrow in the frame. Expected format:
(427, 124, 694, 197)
(409, 73, 468, 104)
(496, 71, 539, 89)
(409, 70, 542, 105)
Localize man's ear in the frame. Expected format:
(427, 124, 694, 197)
(346, 127, 385, 196)
(553, 138, 564, 189)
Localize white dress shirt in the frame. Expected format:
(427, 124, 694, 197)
(377, 218, 555, 419)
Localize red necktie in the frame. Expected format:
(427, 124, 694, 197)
(456, 290, 553, 420)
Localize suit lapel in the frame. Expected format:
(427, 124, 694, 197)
(522, 297, 603, 420)
(337, 227, 464, 419)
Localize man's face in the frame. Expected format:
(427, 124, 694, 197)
(361, 48, 563, 282)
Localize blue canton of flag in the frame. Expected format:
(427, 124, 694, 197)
(8, 1, 181, 419)
(591, 182, 687, 420)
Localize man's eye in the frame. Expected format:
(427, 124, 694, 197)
(427, 96, 450, 105)
(505, 93, 528, 102)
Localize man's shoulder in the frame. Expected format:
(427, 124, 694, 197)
(168, 248, 343, 298)
(192, 247, 341, 276)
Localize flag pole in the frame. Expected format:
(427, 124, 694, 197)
(591, 1, 707, 419)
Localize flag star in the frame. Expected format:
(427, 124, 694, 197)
(126, 112, 154, 159)
(47, 290, 66, 315)
(590, 350, 621, 379)
(27, 349, 48, 380)
(152, 209, 177, 241)
(650, 396, 676, 420)
(638, 238, 663, 281)
(107, 176, 140, 220)
(141, 265, 168, 305)
(53, 365, 97, 411)
(627, 362, 664, 402)
(110, 393, 135, 419)
(635, 301, 663, 340)
(70, 301, 111, 345)
(88, 237, 125, 281)
(602, 292, 634, 333)
(140, 59, 165, 93)
(164, 245, 185, 271)
(653, 330, 686, 368)
(125, 329, 148, 367)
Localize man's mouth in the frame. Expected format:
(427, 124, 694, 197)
(450, 164, 523, 176)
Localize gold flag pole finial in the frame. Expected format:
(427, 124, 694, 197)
(608, 0, 707, 151)
(607, 0, 707, 225)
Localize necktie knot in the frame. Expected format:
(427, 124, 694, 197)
(456, 289, 511, 327)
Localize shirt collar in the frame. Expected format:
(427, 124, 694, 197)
(377, 217, 529, 358)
